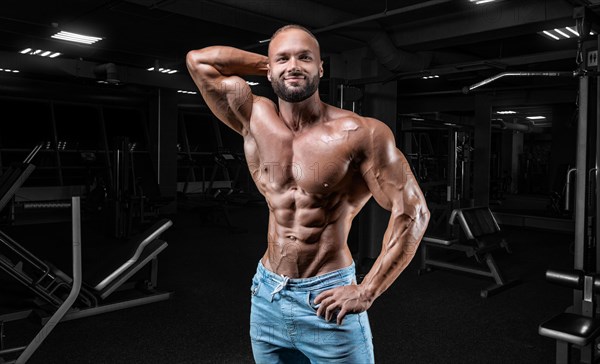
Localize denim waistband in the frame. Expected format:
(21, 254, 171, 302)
(256, 260, 355, 291)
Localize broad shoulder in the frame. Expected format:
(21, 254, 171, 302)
(251, 95, 278, 116)
(324, 107, 394, 146)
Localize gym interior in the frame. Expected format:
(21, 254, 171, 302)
(1, 1, 599, 363)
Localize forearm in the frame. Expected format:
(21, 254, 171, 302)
(186, 46, 268, 77)
(359, 207, 430, 302)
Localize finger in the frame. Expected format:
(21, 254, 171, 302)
(325, 302, 340, 322)
(317, 296, 337, 317)
(316, 297, 330, 317)
(314, 289, 335, 304)
(336, 308, 348, 325)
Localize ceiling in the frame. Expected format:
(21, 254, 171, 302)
(0, 0, 599, 110)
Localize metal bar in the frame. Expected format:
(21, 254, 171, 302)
(0, 346, 27, 356)
(16, 197, 82, 364)
(42, 292, 172, 324)
(424, 259, 494, 277)
(565, 168, 577, 210)
(463, 71, 574, 93)
(597, 32, 600, 273)
(574, 76, 588, 271)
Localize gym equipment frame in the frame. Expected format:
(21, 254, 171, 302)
(419, 206, 520, 297)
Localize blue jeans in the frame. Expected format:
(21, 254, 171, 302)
(249, 261, 374, 364)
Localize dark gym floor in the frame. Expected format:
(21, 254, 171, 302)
(1, 202, 573, 364)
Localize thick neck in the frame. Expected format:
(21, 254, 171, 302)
(278, 92, 324, 132)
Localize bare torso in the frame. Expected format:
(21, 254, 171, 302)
(245, 99, 373, 278)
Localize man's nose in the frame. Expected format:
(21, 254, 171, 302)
(287, 57, 300, 71)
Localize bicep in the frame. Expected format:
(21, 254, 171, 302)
(186, 54, 253, 135)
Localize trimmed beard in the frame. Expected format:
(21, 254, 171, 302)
(271, 73, 320, 103)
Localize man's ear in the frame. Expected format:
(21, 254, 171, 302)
(267, 63, 272, 82)
(319, 60, 324, 78)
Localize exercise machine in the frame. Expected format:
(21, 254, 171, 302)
(539, 270, 600, 364)
(0, 196, 82, 364)
(0, 155, 172, 324)
(419, 206, 520, 297)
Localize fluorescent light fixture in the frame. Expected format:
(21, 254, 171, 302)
(541, 26, 596, 40)
(0, 68, 20, 73)
(554, 28, 570, 38)
(566, 27, 579, 36)
(469, 0, 495, 4)
(147, 66, 178, 74)
(51, 30, 102, 45)
(496, 110, 516, 114)
(542, 30, 560, 40)
(421, 75, 440, 80)
(246, 81, 259, 86)
(20, 48, 61, 58)
(177, 90, 197, 95)
(527, 116, 546, 120)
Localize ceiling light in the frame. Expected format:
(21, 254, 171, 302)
(51, 30, 102, 45)
(497, 110, 516, 114)
(470, 0, 495, 4)
(177, 90, 197, 95)
(540, 26, 596, 41)
(147, 66, 178, 74)
(554, 28, 570, 38)
(0, 68, 20, 73)
(20, 48, 61, 58)
(421, 75, 440, 80)
(246, 81, 259, 86)
(527, 116, 546, 120)
(566, 27, 579, 36)
(542, 30, 560, 40)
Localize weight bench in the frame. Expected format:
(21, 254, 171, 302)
(419, 206, 520, 297)
(539, 270, 600, 364)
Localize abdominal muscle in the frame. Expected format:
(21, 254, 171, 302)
(260, 187, 357, 278)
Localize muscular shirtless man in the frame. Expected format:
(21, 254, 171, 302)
(186, 24, 430, 363)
